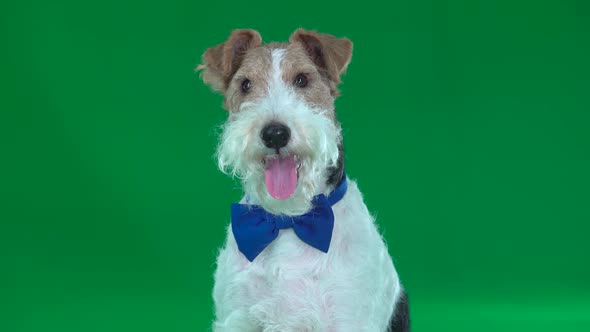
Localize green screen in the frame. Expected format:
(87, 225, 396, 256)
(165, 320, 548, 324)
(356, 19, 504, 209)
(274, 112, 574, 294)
(2, 0, 589, 331)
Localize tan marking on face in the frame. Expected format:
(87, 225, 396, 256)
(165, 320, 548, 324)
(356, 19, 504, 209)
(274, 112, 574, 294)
(197, 29, 263, 94)
(281, 42, 336, 116)
(223, 43, 337, 119)
(198, 29, 351, 117)
(224, 46, 273, 112)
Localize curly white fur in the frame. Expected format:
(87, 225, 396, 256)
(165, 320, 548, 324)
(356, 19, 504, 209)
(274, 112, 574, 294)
(217, 49, 341, 216)
(212, 49, 402, 331)
(213, 179, 401, 332)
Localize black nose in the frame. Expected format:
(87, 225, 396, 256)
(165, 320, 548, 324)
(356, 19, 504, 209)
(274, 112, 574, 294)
(261, 123, 291, 149)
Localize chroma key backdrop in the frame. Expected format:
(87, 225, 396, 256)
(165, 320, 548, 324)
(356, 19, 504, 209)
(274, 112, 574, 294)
(1, 0, 589, 331)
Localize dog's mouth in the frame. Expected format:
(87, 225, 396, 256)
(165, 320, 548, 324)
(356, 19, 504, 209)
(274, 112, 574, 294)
(261, 154, 302, 200)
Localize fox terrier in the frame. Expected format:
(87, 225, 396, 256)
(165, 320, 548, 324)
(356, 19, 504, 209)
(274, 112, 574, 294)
(197, 28, 410, 332)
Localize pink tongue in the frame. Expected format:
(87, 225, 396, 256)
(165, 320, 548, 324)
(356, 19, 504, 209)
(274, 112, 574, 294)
(264, 156, 298, 200)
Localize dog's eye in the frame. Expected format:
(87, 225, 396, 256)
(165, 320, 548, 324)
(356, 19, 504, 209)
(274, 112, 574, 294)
(294, 73, 308, 88)
(241, 79, 253, 93)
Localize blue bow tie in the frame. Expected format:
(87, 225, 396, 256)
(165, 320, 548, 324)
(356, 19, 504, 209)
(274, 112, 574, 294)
(231, 176, 348, 262)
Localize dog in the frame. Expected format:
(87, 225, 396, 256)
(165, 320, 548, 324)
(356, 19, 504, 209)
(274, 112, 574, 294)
(197, 28, 410, 332)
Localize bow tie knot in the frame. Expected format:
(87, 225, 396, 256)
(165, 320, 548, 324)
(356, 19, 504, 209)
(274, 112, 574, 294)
(273, 214, 296, 230)
(230, 177, 348, 262)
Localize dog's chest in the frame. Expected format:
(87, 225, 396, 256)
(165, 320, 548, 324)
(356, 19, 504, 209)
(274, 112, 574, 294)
(214, 182, 399, 330)
(240, 202, 365, 295)
(239, 224, 344, 314)
(259, 229, 328, 274)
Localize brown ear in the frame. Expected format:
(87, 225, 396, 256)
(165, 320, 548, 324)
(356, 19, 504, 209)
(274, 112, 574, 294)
(289, 29, 353, 84)
(196, 29, 262, 92)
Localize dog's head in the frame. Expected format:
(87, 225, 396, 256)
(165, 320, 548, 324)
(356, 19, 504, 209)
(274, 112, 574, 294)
(198, 29, 352, 215)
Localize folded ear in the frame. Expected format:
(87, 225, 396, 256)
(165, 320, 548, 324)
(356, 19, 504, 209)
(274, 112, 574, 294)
(196, 29, 262, 92)
(289, 29, 353, 84)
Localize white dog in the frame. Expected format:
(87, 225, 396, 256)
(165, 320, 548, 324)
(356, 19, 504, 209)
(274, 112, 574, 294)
(197, 29, 410, 332)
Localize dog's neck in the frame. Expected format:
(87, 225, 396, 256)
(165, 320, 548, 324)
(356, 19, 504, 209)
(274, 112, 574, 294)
(326, 142, 345, 190)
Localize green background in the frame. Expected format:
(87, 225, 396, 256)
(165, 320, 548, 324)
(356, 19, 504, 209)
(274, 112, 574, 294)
(2, 0, 589, 331)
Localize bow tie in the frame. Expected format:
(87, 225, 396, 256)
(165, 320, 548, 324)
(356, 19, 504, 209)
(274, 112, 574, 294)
(230, 176, 348, 262)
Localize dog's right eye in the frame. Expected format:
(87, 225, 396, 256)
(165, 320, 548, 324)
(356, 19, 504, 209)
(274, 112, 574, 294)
(294, 73, 308, 88)
(241, 79, 253, 93)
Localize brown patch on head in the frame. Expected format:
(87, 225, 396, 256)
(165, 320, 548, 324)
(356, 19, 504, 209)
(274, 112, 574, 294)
(224, 46, 273, 112)
(281, 43, 336, 113)
(197, 29, 353, 114)
(196, 29, 262, 92)
(289, 29, 353, 95)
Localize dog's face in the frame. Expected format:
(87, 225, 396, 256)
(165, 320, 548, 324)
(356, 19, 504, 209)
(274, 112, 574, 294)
(198, 29, 352, 215)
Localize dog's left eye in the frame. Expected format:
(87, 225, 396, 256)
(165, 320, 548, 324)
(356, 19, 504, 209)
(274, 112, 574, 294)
(241, 79, 253, 93)
(294, 73, 308, 88)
